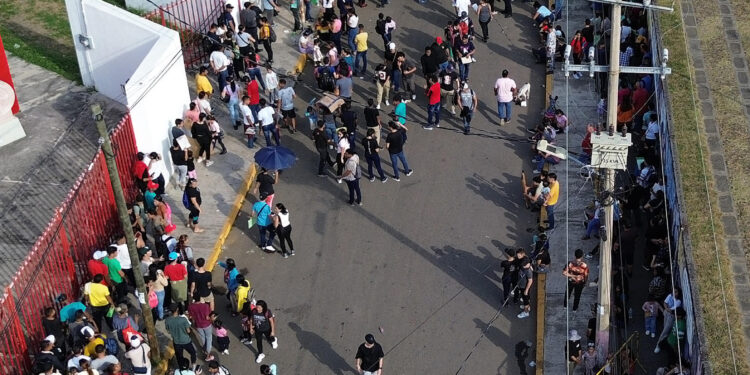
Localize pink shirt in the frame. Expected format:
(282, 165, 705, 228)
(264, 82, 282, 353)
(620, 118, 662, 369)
(215, 327, 228, 337)
(494, 77, 516, 103)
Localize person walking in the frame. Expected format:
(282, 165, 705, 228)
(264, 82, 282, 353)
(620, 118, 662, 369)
(544, 172, 559, 229)
(191, 114, 214, 166)
(257, 98, 280, 146)
(363, 99, 383, 145)
(562, 249, 589, 312)
(187, 295, 215, 361)
(273, 203, 295, 257)
(255, 167, 278, 206)
(124, 336, 151, 375)
(353, 24, 369, 77)
(258, 17, 274, 63)
(516, 253, 534, 318)
(493, 69, 517, 125)
(385, 121, 413, 181)
(165, 304, 197, 369)
(455, 35, 475, 81)
(184, 178, 204, 233)
(313, 121, 335, 176)
(249, 300, 278, 363)
(335, 128, 350, 182)
(277, 79, 297, 133)
(438, 64, 459, 116)
(208, 115, 227, 155)
(221, 77, 242, 129)
(425, 75, 441, 129)
(341, 149, 362, 206)
(361, 128, 387, 182)
(374, 63, 391, 109)
(241, 95, 257, 148)
(457, 82, 477, 134)
(252, 199, 275, 251)
(165, 252, 188, 311)
(476, 0, 493, 41)
(355, 334, 384, 375)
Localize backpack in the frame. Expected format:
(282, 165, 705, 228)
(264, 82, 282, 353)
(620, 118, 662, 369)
(318, 68, 335, 92)
(104, 336, 119, 356)
(155, 235, 174, 259)
(182, 191, 190, 209)
(375, 19, 386, 35)
(270, 27, 277, 43)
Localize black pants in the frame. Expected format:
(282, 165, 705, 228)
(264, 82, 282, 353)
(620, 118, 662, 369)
(91, 305, 113, 331)
(346, 178, 362, 204)
(277, 225, 294, 254)
(198, 141, 211, 160)
(174, 342, 197, 365)
(336, 153, 345, 176)
(154, 175, 166, 196)
(502, 275, 514, 302)
(262, 40, 274, 62)
(114, 281, 129, 304)
(503, 0, 512, 15)
(488, 0, 495, 11)
(254, 330, 275, 354)
(479, 21, 489, 40)
(216, 336, 230, 352)
(564, 281, 585, 311)
(317, 147, 334, 174)
(248, 27, 259, 50)
(213, 134, 227, 153)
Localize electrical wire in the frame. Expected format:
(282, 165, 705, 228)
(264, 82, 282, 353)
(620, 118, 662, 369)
(564, 0, 571, 373)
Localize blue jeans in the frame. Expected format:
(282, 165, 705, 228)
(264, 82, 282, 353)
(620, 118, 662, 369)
(392, 70, 402, 91)
(497, 101, 512, 121)
(268, 88, 279, 104)
(645, 316, 656, 334)
(247, 68, 267, 90)
(217, 69, 229, 93)
(389, 151, 410, 178)
(325, 122, 338, 143)
(250, 104, 261, 122)
(546, 203, 556, 229)
(355, 50, 368, 76)
(366, 153, 386, 180)
(348, 29, 358, 52)
(427, 103, 441, 126)
(258, 224, 275, 246)
(155, 290, 165, 319)
(462, 109, 473, 132)
(227, 97, 240, 124)
(345, 178, 362, 204)
(585, 217, 600, 237)
(459, 62, 470, 81)
(533, 155, 559, 171)
(439, 61, 452, 71)
(304, 0, 312, 20)
(262, 125, 280, 146)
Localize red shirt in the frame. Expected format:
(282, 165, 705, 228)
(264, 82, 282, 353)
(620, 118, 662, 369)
(87, 260, 109, 285)
(188, 303, 212, 328)
(164, 263, 187, 281)
(632, 87, 648, 115)
(582, 132, 592, 155)
(133, 161, 148, 179)
(427, 82, 441, 105)
(247, 81, 260, 105)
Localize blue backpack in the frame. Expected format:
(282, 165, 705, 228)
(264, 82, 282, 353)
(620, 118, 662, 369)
(104, 336, 119, 356)
(182, 191, 191, 209)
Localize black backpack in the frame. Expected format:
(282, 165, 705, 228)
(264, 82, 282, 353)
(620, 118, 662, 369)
(318, 68, 335, 92)
(375, 19, 386, 35)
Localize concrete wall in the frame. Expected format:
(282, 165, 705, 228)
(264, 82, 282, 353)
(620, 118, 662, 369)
(124, 0, 173, 12)
(65, 0, 191, 180)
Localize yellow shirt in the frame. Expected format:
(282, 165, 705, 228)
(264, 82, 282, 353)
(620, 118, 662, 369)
(548, 181, 559, 206)
(84, 337, 104, 357)
(86, 282, 111, 307)
(236, 283, 252, 312)
(196, 74, 213, 96)
(354, 32, 368, 52)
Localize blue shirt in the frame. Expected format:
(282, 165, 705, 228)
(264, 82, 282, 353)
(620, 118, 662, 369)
(60, 302, 86, 323)
(278, 87, 296, 110)
(219, 262, 240, 292)
(394, 103, 406, 125)
(253, 201, 272, 226)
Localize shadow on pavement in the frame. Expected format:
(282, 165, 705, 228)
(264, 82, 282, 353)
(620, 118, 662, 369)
(288, 322, 358, 374)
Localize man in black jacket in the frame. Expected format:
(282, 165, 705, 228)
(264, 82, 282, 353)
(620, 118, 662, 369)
(420, 47, 438, 86)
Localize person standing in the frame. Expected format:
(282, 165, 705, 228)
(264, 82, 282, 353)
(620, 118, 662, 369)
(363, 99, 382, 145)
(262, 0, 280, 26)
(241, 95, 257, 148)
(425, 75, 441, 129)
(191, 114, 214, 166)
(259, 17, 274, 63)
(361, 128, 387, 182)
(165, 252, 188, 310)
(500, 248, 516, 304)
(103, 245, 127, 304)
(188, 295, 215, 361)
(476, 0, 493, 41)
(355, 334, 384, 375)
(544, 172, 559, 229)
(420, 47, 438, 86)
(493, 69, 517, 125)
(84, 274, 115, 331)
(562, 249, 589, 312)
(374, 63, 391, 109)
(353, 24, 369, 77)
(221, 77, 242, 129)
(124, 335, 151, 375)
(457, 82, 477, 134)
(170, 140, 188, 189)
(386, 121, 413, 181)
(257, 99, 280, 146)
(240, 2, 260, 49)
(392, 94, 408, 133)
(210, 45, 231, 93)
(196, 66, 214, 98)
(254, 167, 278, 206)
(438, 64, 459, 116)
(313, 121, 335, 176)
(208, 115, 227, 155)
(165, 304, 197, 369)
(191, 258, 214, 311)
(516, 252, 534, 319)
(393, 53, 417, 100)
(341, 149, 362, 206)
(277, 79, 297, 133)
(274, 203, 295, 257)
(184, 178, 204, 233)
(566, 330, 583, 374)
(455, 35, 475, 81)
(250, 300, 278, 363)
(252, 199, 275, 251)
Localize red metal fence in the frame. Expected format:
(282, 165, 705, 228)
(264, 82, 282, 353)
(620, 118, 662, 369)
(144, 0, 226, 69)
(0, 115, 138, 374)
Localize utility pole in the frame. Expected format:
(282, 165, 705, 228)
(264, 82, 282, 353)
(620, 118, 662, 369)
(91, 104, 161, 361)
(562, 0, 672, 360)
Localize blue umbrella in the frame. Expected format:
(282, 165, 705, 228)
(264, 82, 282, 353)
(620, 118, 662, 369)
(254, 146, 297, 170)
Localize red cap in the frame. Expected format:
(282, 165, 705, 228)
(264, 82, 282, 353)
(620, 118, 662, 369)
(147, 181, 159, 190)
(436, 36, 443, 44)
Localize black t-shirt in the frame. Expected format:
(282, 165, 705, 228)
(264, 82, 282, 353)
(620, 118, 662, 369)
(375, 65, 390, 83)
(421, 53, 438, 75)
(341, 110, 357, 133)
(500, 259, 515, 279)
(355, 342, 384, 371)
(364, 107, 380, 127)
(361, 137, 379, 156)
(185, 186, 202, 206)
(313, 128, 329, 149)
(587, 317, 596, 342)
(430, 43, 448, 64)
(384, 49, 396, 64)
(42, 318, 64, 344)
(193, 270, 212, 297)
(537, 250, 551, 265)
(386, 130, 404, 154)
(256, 173, 275, 195)
(191, 122, 212, 142)
(439, 70, 459, 91)
(251, 308, 273, 331)
(567, 339, 582, 361)
(170, 147, 187, 165)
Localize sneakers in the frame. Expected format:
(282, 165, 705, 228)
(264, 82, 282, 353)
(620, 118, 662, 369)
(645, 330, 650, 336)
(240, 338, 249, 344)
(205, 160, 215, 167)
(651, 332, 655, 338)
(264, 245, 275, 252)
(196, 157, 204, 163)
(406, 170, 413, 176)
(451, 108, 456, 115)
(272, 338, 278, 349)
(422, 125, 434, 130)
(290, 250, 296, 256)
(393, 177, 400, 181)
(370, 177, 376, 182)
(412, 94, 417, 100)
(381, 177, 388, 183)
(283, 253, 289, 258)
(337, 178, 342, 184)
(256, 353, 265, 363)
(585, 253, 594, 260)
(517, 311, 530, 319)
(376, 104, 381, 109)
(222, 349, 229, 355)
(532, 169, 541, 174)
(385, 100, 390, 106)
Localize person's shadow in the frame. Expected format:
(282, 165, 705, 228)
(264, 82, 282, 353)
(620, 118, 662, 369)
(288, 322, 357, 374)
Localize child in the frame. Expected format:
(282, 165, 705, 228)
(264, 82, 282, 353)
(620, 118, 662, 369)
(214, 319, 230, 355)
(312, 39, 324, 66)
(264, 65, 279, 105)
(186, 149, 197, 179)
(245, 121, 257, 148)
(208, 115, 227, 155)
(642, 294, 661, 338)
(306, 105, 319, 132)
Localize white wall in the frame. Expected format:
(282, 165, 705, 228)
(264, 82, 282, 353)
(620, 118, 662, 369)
(65, 0, 191, 180)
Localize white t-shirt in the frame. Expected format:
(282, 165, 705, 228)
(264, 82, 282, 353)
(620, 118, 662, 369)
(456, 0, 471, 15)
(210, 51, 229, 71)
(338, 137, 350, 153)
(645, 121, 659, 140)
(149, 158, 167, 179)
(347, 14, 359, 29)
(115, 243, 132, 270)
(322, 0, 334, 8)
(257, 106, 276, 126)
(198, 98, 212, 114)
(241, 104, 255, 125)
(343, 154, 359, 181)
(265, 71, 279, 90)
(494, 77, 516, 103)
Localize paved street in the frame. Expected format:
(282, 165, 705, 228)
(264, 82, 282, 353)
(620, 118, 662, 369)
(212, 1, 546, 373)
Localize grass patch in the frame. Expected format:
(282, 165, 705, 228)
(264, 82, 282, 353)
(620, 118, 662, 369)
(0, 23, 80, 82)
(659, 3, 750, 374)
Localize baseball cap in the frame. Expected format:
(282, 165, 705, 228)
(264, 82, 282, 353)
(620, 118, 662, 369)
(169, 252, 179, 261)
(365, 334, 375, 344)
(93, 250, 107, 260)
(388, 42, 396, 50)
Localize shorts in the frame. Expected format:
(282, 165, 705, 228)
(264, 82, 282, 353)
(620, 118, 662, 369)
(521, 292, 531, 307)
(200, 292, 215, 304)
(189, 207, 200, 223)
(282, 108, 297, 118)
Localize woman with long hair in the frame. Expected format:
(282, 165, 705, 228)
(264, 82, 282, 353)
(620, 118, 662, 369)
(274, 203, 295, 258)
(221, 77, 241, 129)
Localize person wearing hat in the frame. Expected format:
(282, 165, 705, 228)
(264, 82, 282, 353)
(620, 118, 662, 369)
(125, 334, 152, 375)
(35, 337, 66, 374)
(165, 252, 189, 310)
(88, 250, 111, 286)
(82, 327, 105, 357)
(581, 342, 599, 375)
(355, 333, 384, 375)
(221, 4, 237, 32)
(144, 180, 158, 211)
(456, 81, 477, 134)
(515, 249, 534, 319)
(566, 329, 583, 373)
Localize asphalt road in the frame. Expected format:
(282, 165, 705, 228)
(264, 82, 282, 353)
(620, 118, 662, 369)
(215, 1, 545, 373)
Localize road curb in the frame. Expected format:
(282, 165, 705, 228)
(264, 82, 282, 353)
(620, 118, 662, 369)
(207, 162, 258, 271)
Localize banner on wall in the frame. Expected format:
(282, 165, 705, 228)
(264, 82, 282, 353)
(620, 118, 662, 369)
(0, 32, 20, 114)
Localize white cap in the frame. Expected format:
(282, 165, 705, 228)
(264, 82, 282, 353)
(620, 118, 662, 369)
(130, 335, 142, 348)
(93, 250, 107, 260)
(44, 335, 55, 344)
(388, 42, 396, 50)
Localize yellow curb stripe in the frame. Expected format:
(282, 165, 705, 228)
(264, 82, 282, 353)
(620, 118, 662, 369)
(207, 162, 258, 271)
